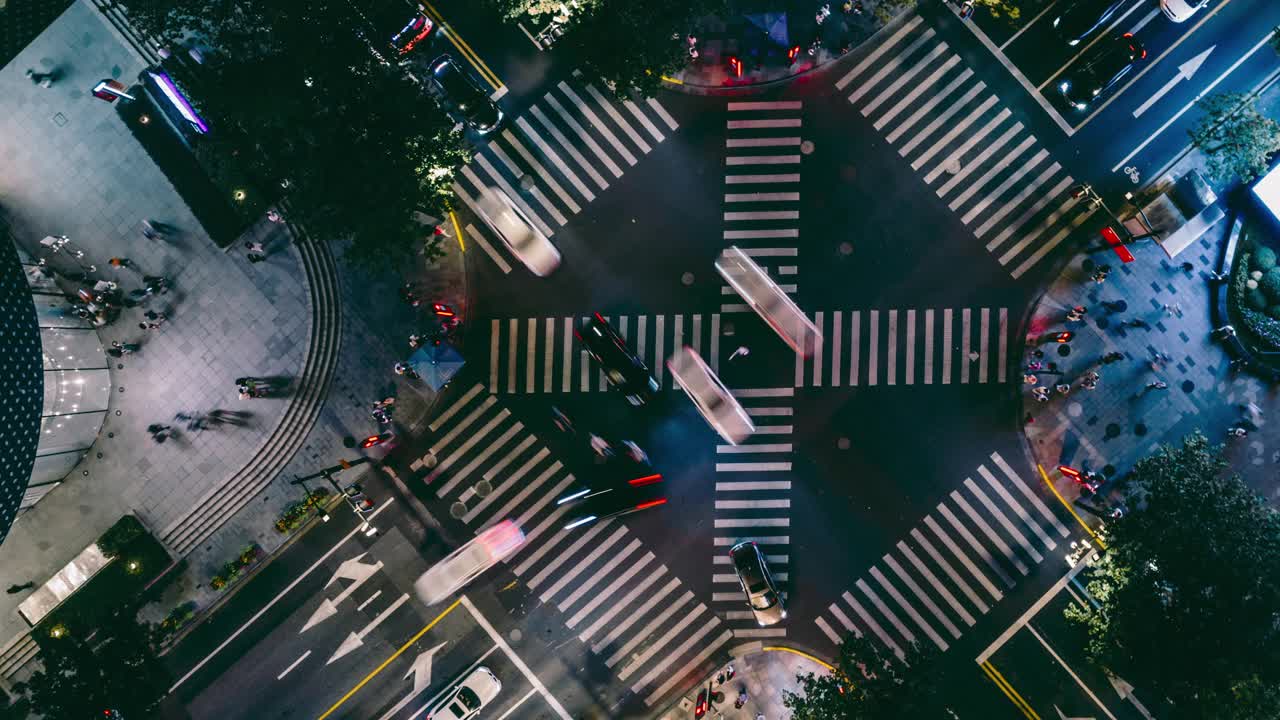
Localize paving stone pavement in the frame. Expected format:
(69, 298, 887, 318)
(658, 644, 830, 720)
(0, 0, 462, 655)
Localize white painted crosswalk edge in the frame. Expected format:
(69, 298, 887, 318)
(836, 15, 923, 91)
(875, 55, 962, 130)
(848, 29, 937, 105)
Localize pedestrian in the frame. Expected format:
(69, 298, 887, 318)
(1091, 265, 1111, 284)
(1228, 426, 1248, 438)
(1213, 325, 1237, 340)
(401, 283, 422, 307)
(729, 346, 750, 361)
(394, 361, 420, 380)
(1101, 300, 1126, 313)
(110, 340, 141, 354)
(1055, 383, 1071, 396)
(1180, 261, 1194, 272)
(1023, 374, 1038, 385)
(1145, 381, 1168, 391)
(5, 582, 35, 594)
(1065, 309, 1083, 322)
(139, 320, 162, 331)
(266, 209, 284, 224)
(1032, 386, 1050, 403)
(1124, 318, 1150, 329)
(143, 275, 168, 294)
(1027, 360, 1043, 371)
(144, 309, 166, 323)
(1023, 412, 1035, 424)
(1102, 351, 1125, 364)
(24, 68, 54, 88)
(245, 240, 267, 263)
(1229, 358, 1246, 372)
(109, 257, 134, 270)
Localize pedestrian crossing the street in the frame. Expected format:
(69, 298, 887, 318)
(811, 452, 1073, 657)
(721, 101, 803, 312)
(486, 306, 1009, 394)
(834, 12, 1096, 279)
(452, 71, 680, 274)
(409, 383, 734, 707)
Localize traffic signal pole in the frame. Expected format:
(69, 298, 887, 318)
(290, 457, 379, 535)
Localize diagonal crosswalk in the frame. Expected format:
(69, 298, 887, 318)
(812, 452, 1073, 656)
(453, 72, 680, 274)
(410, 383, 733, 707)
(835, 12, 1095, 279)
(486, 306, 1010, 393)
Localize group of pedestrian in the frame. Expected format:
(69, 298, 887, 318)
(371, 398, 395, 424)
(147, 423, 176, 443)
(236, 377, 277, 399)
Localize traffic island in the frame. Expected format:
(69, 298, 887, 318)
(657, 642, 832, 720)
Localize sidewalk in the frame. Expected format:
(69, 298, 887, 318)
(668, 0, 906, 90)
(658, 643, 832, 720)
(0, 0, 465, 676)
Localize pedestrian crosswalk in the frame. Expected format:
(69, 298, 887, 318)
(811, 452, 1073, 657)
(721, 101, 803, 312)
(452, 71, 680, 274)
(411, 383, 733, 707)
(711, 387, 794, 635)
(835, 12, 1096, 279)
(486, 306, 1009, 394)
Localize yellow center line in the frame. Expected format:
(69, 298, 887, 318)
(449, 210, 465, 252)
(981, 660, 1041, 720)
(1038, 464, 1107, 550)
(420, 0, 504, 92)
(316, 597, 463, 720)
(760, 645, 835, 671)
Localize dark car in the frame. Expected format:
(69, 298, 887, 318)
(559, 471, 666, 530)
(576, 313, 659, 406)
(429, 54, 502, 134)
(729, 541, 785, 626)
(1057, 33, 1145, 111)
(351, 0, 435, 64)
(1051, 0, 1129, 46)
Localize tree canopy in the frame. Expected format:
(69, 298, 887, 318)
(121, 0, 470, 267)
(782, 633, 947, 719)
(1190, 92, 1280, 186)
(1066, 433, 1280, 719)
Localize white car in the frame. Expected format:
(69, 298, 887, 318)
(1159, 0, 1209, 22)
(716, 246, 821, 357)
(475, 188, 560, 276)
(427, 666, 501, 720)
(666, 346, 754, 445)
(414, 520, 525, 605)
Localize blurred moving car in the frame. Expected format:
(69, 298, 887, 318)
(1051, 0, 1128, 46)
(729, 541, 785, 626)
(1159, 0, 1209, 22)
(667, 346, 754, 445)
(414, 520, 525, 605)
(390, 10, 434, 55)
(474, 188, 560, 276)
(576, 313, 659, 405)
(428, 54, 503, 134)
(425, 666, 501, 720)
(558, 469, 666, 530)
(1057, 33, 1145, 111)
(715, 246, 821, 357)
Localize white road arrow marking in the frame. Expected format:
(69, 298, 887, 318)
(373, 643, 450, 720)
(1132, 46, 1215, 118)
(1054, 706, 1095, 720)
(326, 593, 411, 665)
(301, 553, 384, 632)
(1107, 672, 1155, 719)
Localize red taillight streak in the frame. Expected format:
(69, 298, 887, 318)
(635, 498, 667, 510)
(628, 474, 662, 486)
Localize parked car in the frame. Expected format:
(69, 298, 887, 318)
(1159, 0, 1209, 22)
(429, 54, 503, 134)
(414, 520, 525, 605)
(729, 541, 785, 626)
(666, 346, 754, 445)
(1051, 0, 1129, 46)
(426, 666, 501, 720)
(352, 0, 435, 64)
(474, 188, 560, 276)
(1057, 33, 1146, 111)
(715, 246, 821, 357)
(576, 314, 659, 405)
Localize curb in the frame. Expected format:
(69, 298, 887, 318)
(654, 639, 836, 719)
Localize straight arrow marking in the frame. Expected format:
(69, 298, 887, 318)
(327, 593, 411, 665)
(1132, 46, 1215, 118)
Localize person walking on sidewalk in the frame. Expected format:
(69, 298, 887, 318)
(1101, 300, 1126, 313)
(1032, 386, 1051, 402)
(24, 68, 55, 87)
(245, 240, 267, 263)
(1124, 318, 1151, 329)
(1142, 380, 1169, 394)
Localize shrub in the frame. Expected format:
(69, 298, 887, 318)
(1253, 245, 1277, 271)
(1267, 305, 1280, 321)
(98, 515, 146, 559)
(1261, 267, 1280, 300)
(1247, 288, 1269, 310)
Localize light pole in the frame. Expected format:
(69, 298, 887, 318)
(290, 457, 379, 536)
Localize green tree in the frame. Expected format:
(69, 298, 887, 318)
(1189, 92, 1280, 185)
(970, 0, 1022, 22)
(1065, 433, 1280, 720)
(782, 633, 947, 719)
(11, 614, 171, 719)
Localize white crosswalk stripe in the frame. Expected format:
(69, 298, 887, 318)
(834, 9, 1091, 278)
(454, 75, 678, 274)
(813, 452, 1076, 657)
(417, 383, 768, 708)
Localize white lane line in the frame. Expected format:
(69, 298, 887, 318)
(469, 156, 554, 238)
(1011, 208, 1096, 279)
(277, 650, 312, 680)
(725, 173, 801, 183)
(752, 426, 793, 435)
(895, 83, 985, 154)
(724, 192, 802, 202)
(538, 525, 628, 603)
(525, 318, 536, 393)
(716, 480, 792, 491)
(960, 149, 1049, 225)
(978, 465, 1055, 551)
(713, 535, 790, 546)
(713, 517, 790, 527)
(976, 553, 1096, 664)
(885, 69, 974, 143)
(714, 499, 791, 509)
(948, 134, 1035, 211)
(868, 309, 879, 386)
(844, 590, 904, 660)
(849, 310, 860, 386)
(624, 99, 665, 142)
(726, 155, 801, 165)
(941, 309, 952, 385)
(637, 315, 648, 370)
(910, 528, 991, 612)
(647, 97, 679, 130)
(461, 596, 572, 720)
(875, 54, 961, 130)
(608, 595, 698, 669)
(1000, 0, 1060, 50)
(886, 310, 897, 386)
(429, 395, 497, 456)
(568, 552, 655, 629)
(724, 229, 801, 239)
(515, 115, 595, 202)
(490, 142, 567, 226)
(929, 511, 1010, 595)
(559, 539, 642, 611)
(727, 136, 802, 147)
(863, 42, 949, 117)
(542, 318, 554, 392)
(812, 311, 825, 388)
(460, 219, 512, 275)
(527, 520, 612, 590)
(871, 564, 949, 650)
(828, 602, 861, 637)
(727, 118, 801, 129)
(494, 689, 539, 720)
(848, 28, 939, 104)
(643, 627, 733, 706)
(579, 566, 666, 641)
(996, 193, 1076, 261)
(724, 210, 799, 221)
(960, 308, 971, 385)
(947, 494, 1028, 577)
(356, 590, 382, 613)
(978, 308, 990, 383)
(1027, 624, 1121, 720)
(998, 309, 1008, 383)
(585, 83, 651, 155)
(977, 167, 1066, 243)
(560, 81, 638, 165)
(728, 100, 803, 110)
(692, 313, 703, 359)
(713, 554, 788, 565)
(731, 387, 794, 397)
(836, 15, 924, 90)
(923, 308, 933, 385)
(490, 319, 500, 389)
(545, 92, 625, 177)
(594, 581, 687, 655)
(430, 383, 483, 433)
(965, 478, 1043, 564)
(715, 444, 792, 454)
(936, 122, 1022, 197)
(992, 453, 1070, 537)
(561, 317, 573, 392)
(909, 96, 1000, 171)
(654, 315, 665, 388)
(739, 247, 799, 257)
(722, 284, 798, 295)
(816, 617, 842, 644)
(530, 103, 610, 190)
(502, 129, 580, 214)
(905, 309, 915, 385)
(482, 434, 536, 483)
(895, 542, 976, 627)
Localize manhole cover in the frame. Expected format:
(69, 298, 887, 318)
(475, 480, 493, 497)
(1181, 380, 1195, 393)
(1057, 344, 1072, 357)
(800, 140, 815, 155)
(449, 501, 467, 518)
(838, 242, 853, 256)
(519, 174, 536, 191)
(1104, 423, 1121, 439)
(681, 272, 695, 286)
(421, 452, 438, 469)
(509, 629, 523, 642)
(723, 321, 735, 336)
(945, 159, 961, 175)
(1134, 423, 1147, 436)
(837, 437, 851, 450)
